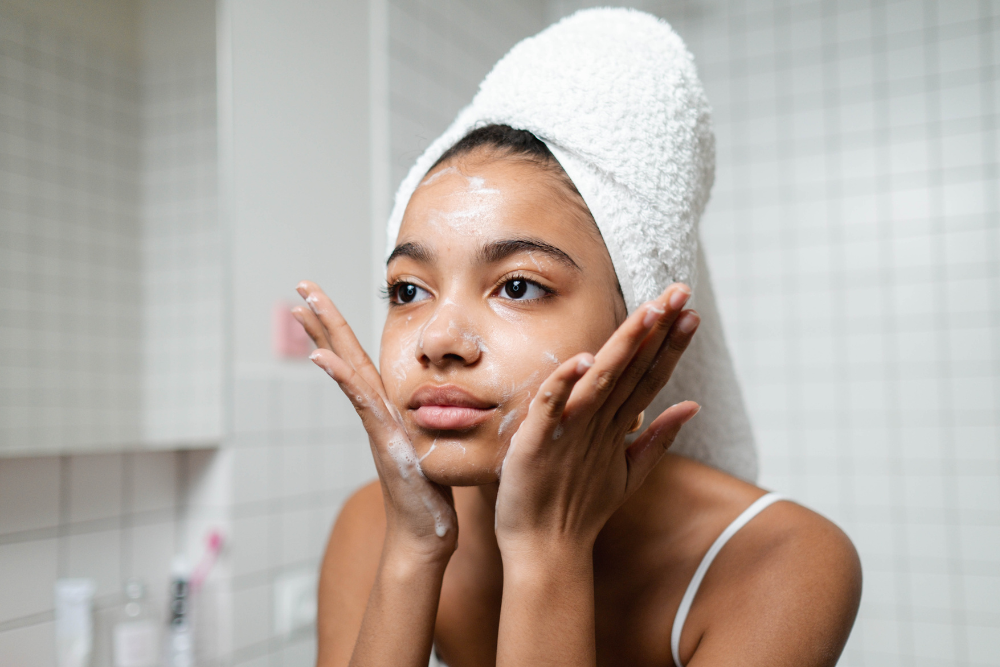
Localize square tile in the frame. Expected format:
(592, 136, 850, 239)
(0, 539, 58, 624)
(0, 456, 60, 535)
(65, 529, 121, 598)
(68, 453, 124, 524)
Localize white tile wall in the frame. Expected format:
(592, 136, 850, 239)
(225, 368, 371, 666)
(0, 4, 142, 455)
(140, 49, 223, 446)
(0, 3, 224, 662)
(0, 449, 207, 661)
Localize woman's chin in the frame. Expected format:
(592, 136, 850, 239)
(416, 441, 504, 486)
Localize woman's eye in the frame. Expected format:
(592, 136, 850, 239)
(393, 283, 431, 304)
(498, 279, 547, 300)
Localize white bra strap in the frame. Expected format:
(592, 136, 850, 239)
(670, 492, 786, 667)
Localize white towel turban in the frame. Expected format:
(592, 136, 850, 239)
(385, 8, 758, 482)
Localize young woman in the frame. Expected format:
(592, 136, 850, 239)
(294, 10, 861, 667)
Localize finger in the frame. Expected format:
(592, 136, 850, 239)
(567, 284, 688, 414)
(524, 353, 594, 439)
(297, 280, 383, 392)
(309, 348, 401, 446)
(291, 305, 332, 351)
(614, 309, 700, 429)
(604, 284, 691, 411)
(623, 401, 700, 497)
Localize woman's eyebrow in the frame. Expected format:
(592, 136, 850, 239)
(387, 241, 433, 266)
(478, 238, 580, 270)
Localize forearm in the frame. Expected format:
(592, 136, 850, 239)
(497, 543, 596, 667)
(350, 542, 449, 667)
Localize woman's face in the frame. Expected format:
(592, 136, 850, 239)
(380, 152, 624, 486)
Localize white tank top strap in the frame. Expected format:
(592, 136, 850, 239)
(670, 491, 786, 667)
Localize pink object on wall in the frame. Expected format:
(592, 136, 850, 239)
(273, 302, 313, 358)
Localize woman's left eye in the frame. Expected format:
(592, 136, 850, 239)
(497, 278, 548, 300)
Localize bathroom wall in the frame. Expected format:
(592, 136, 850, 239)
(0, 0, 225, 662)
(0, 0, 143, 455)
(545, 2, 997, 665)
(0, 449, 217, 663)
(219, 0, 376, 664)
(140, 0, 223, 447)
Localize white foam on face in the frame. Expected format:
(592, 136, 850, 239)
(465, 175, 500, 195)
(416, 304, 443, 350)
(392, 325, 420, 383)
(418, 165, 459, 188)
(463, 331, 490, 354)
(544, 351, 559, 365)
(497, 410, 518, 437)
(418, 441, 437, 462)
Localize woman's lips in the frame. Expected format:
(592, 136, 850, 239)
(409, 384, 497, 430)
(413, 405, 496, 430)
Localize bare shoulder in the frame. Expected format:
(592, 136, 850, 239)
(317, 480, 385, 667)
(673, 459, 862, 667)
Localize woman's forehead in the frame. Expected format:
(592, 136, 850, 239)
(397, 158, 600, 261)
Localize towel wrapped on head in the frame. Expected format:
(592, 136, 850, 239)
(386, 8, 758, 482)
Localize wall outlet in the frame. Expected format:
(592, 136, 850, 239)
(273, 569, 318, 637)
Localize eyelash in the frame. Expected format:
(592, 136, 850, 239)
(493, 272, 555, 301)
(382, 274, 555, 305)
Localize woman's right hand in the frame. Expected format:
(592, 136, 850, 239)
(294, 281, 458, 563)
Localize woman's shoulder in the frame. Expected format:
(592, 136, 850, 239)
(664, 456, 862, 665)
(319, 480, 385, 611)
(316, 481, 385, 666)
(326, 479, 385, 559)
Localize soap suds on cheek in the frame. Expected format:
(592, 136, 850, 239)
(497, 409, 518, 437)
(391, 325, 421, 383)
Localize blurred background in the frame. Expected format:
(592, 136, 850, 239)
(0, 0, 996, 665)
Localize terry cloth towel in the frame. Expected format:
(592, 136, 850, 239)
(385, 8, 758, 482)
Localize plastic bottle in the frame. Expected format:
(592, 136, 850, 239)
(55, 578, 96, 667)
(112, 579, 160, 667)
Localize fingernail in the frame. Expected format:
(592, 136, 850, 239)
(677, 310, 699, 334)
(685, 404, 702, 422)
(309, 350, 322, 362)
(669, 285, 691, 310)
(290, 308, 304, 323)
(296, 282, 309, 297)
(576, 356, 594, 374)
(643, 304, 665, 328)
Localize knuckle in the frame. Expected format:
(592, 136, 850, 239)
(668, 334, 691, 353)
(594, 369, 617, 393)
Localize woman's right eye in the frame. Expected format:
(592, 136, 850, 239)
(392, 282, 431, 304)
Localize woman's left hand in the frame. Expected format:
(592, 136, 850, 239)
(494, 282, 701, 558)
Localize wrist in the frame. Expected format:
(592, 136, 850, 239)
(381, 529, 455, 574)
(500, 537, 594, 584)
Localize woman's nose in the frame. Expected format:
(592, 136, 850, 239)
(417, 302, 484, 367)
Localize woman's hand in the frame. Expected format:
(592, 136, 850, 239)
(494, 282, 701, 557)
(294, 281, 457, 563)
